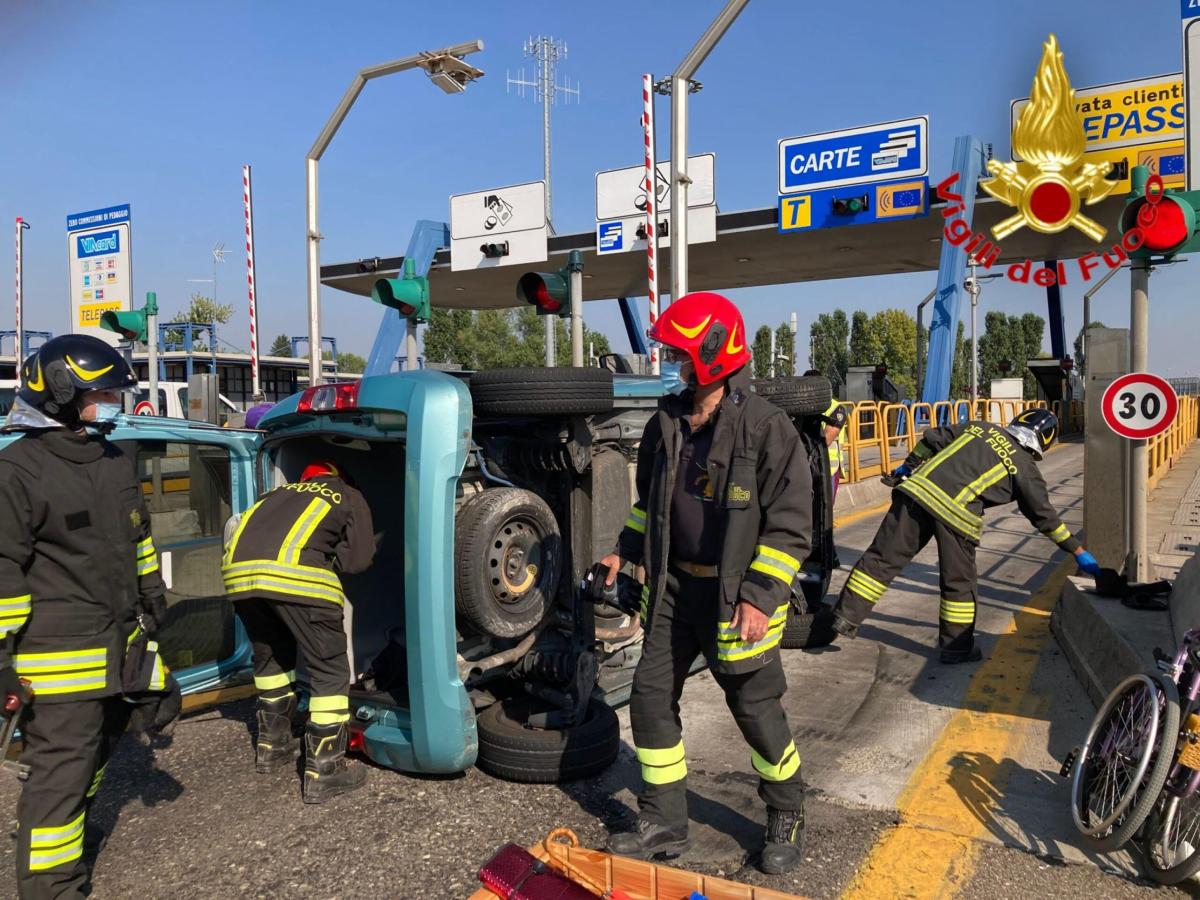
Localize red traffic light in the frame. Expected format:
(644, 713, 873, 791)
(1121, 172, 1198, 256)
(516, 271, 566, 315)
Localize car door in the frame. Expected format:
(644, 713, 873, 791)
(111, 418, 263, 696)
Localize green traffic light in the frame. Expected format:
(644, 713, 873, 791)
(371, 259, 430, 322)
(99, 309, 148, 342)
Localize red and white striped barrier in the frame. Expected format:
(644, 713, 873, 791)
(243, 165, 260, 396)
(642, 74, 659, 374)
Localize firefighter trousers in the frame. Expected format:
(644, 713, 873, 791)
(236, 598, 352, 725)
(16, 697, 131, 900)
(629, 568, 804, 829)
(834, 492, 978, 656)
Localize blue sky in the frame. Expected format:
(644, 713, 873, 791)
(1, 1, 1195, 374)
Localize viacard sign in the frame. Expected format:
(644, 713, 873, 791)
(939, 35, 1162, 288)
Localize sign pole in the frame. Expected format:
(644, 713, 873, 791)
(243, 165, 261, 398)
(14, 218, 28, 384)
(1126, 259, 1154, 583)
(643, 73, 660, 375)
(1186, 9, 1200, 191)
(147, 292, 159, 416)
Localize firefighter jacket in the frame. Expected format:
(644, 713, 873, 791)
(820, 399, 848, 476)
(898, 420, 1081, 551)
(616, 367, 813, 674)
(0, 429, 165, 703)
(222, 476, 375, 608)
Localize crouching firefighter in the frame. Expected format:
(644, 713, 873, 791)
(0, 335, 180, 899)
(599, 292, 813, 875)
(221, 460, 376, 803)
(812, 410, 1101, 661)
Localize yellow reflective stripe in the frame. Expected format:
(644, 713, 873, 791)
(1043, 523, 1071, 543)
(148, 645, 166, 691)
(86, 763, 107, 799)
(254, 671, 296, 691)
(279, 497, 332, 565)
(920, 433, 975, 477)
(953, 463, 1008, 505)
(823, 399, 839, 418)
(222, 559, 342, 589)
(624, 505, 647, 535)
(311, 711, 350, 725)
(749, 559, 793, 585)
(137, 557, 159, 576)
(0, 594, 31, 611)
(309, 694, 349, 712)
(223, 498, 265, 566)
(756, 544, 801, 573)
(846, 569, 887, 602)
(636, 742, 687, 785)
(901, 476, 983, 541)
(939, 598, 975, 624)
(718, 630, 783, 662)
(224, 575, 345, 605)
(752, 741, 800, 782)
(29, 811, 85, 871)
(15, 648, 106, 668)
(136, 537, 156, 559)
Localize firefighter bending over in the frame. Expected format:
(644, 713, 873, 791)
(812, 410, 1100, 660)
(601, 292, 813, 875)
(222, 460, 376, 803)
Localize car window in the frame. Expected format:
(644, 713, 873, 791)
(136, 441, 236, 670)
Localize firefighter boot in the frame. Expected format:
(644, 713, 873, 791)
(255, 693, 297, 773)
(760, 801, 805, 875)
(302, 721, 367, 804)
(606, 819, 690, 860)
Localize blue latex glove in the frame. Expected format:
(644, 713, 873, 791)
(890, 463, 913, 479)
(1075, 550, 1101, 576)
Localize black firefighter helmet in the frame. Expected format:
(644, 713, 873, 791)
(1007, 409, 1058, 460)
(18, 334, 137, 420)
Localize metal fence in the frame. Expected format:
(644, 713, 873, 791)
(1169, 378, 1200, 397)
(1149, 395, 1200, 491)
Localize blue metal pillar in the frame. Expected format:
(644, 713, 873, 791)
(1044, 261, 1066, 359)
(365, 220, 450, 377)
(921, 135, 989, 404)
(617, 298, 648, 354)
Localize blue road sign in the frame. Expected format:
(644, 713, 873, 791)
(778, 117, 928, 195)
(67, 204, 130, 232)
(778, 177, 929, 233)
(597, 221, 624, 254)
(1184, 0, 1200, 20)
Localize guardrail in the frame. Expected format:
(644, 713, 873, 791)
(838, 398, 1084, 486)
(1148, 395, 1200, 492)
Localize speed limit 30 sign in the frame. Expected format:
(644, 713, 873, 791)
(1101, 372, 1179, 439)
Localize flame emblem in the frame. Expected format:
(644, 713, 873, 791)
(981, 35, 1117, 242)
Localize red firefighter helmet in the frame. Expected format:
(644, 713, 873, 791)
(300, 461, 343, 482)
(647, 291, 751, 386)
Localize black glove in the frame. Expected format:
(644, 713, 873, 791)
(127, 674, 182, 739)
(0, 666, 22, 705)
(138, 599, 167, 637)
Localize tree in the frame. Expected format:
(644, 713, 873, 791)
(584, 326, 612, 362)
(422, 307, 474, 365)
(867, 309, 918, 397)
(977, 312, 1045, 397)
(809, 310, 849, 386)
(848, 310, 882, 367)
(950, 321, 970, 399)
(1018, 313, 1046, 398)
(751, 325, 773, 378)
(269, 334, 292, 357)
(775, 323, 796, 376)
(167, 293, 234, 351)
(337, 352, 366, 374)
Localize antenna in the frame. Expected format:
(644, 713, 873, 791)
(506, 35, 582, 228)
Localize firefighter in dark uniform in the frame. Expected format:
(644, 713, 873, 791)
(600, 292, 813, 875)
(0, 335, 179, 899)
(222, 460, 375, 803)
(814, 409, 1100, 660)
(803, 371, 848, 501)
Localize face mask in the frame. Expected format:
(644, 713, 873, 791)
(660, 361, 688, 396)
(91, 402, 122, 423)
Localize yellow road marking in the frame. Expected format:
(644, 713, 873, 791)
(833, 500, 891, 530)
(839, 558, 1073, 900)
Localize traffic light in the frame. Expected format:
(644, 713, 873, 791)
(480, 241, 509, 259)
(372, 258, 430, 322)
(1121, 165, 1200, 259)
(100, 293, 158, 343)
(832, 194, 869, 215)
(517, 268, 570, 316)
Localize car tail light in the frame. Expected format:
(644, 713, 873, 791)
(297, 381, 360, 414)
(347, 726, 365, 754)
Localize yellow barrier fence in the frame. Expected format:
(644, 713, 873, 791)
(1148, 395, 1200, 492)
(838, 398, 1085, 486)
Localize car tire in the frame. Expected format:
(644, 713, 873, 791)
(475, 696, 620, 784)
(752, 376, 833, 417)
(780, 609, 815, 649)
(455, 488, 561, 639)
(469, 367, 614, 416)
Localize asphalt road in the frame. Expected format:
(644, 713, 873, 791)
(0, 443, 1185, 898)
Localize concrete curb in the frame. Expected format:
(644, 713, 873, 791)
(835, 477, 892, 519)
(1051, 577, 1143, 708)
(1170, 551, 1200, 647)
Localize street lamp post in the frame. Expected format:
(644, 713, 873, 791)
(305, 41, 485, 386)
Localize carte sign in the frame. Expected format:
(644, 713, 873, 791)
(67, 204, 132, 346)
(777, 116, 928, 195)
(1101, 372, 1178, 439)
